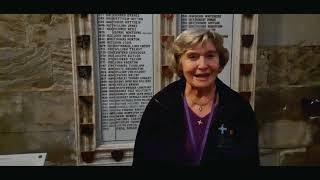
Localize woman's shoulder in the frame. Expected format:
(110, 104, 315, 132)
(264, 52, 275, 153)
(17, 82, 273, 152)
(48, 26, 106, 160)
(152, 79, 185, 100)
(143, 79, 184, 113)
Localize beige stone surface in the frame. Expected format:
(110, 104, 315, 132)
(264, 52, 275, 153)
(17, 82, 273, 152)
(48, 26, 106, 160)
(306, 144, 320, 165)
(0, 14, 74, 165)
(0, 91, 74, 132)
(22, 91, 74, 132)
(0, 47, 53, 91)
(259, 120, 313, 148)
(0, 131, 76, 165)
(0, 14, 25, 22)
(267, 48, 290, 86)
(51, 39, 73, 91)
(256, 46, 320, 88)
(25, 15, 70, 48)
(257, 45, 320, 166)
(0, 92, 25, 132)
(279, 148, 307, 166)
(255, 86, 320, 123)
(0, 17, 27, 48)
(25, 14, 52, 25)
(259, 149, 280, 166)
(255, 87, 285, 124)
(27, 24, 49, 47)
(256, 49, 270, 88)
(47, 17, 70, 42)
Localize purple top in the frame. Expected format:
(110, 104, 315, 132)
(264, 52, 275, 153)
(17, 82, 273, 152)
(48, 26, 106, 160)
(183, 97, 217, 166)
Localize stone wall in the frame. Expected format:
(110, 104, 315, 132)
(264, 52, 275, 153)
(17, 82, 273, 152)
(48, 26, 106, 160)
(0, 14, 76, 165)
(256, 45, 320, 166)
(2, 14, 320, 166)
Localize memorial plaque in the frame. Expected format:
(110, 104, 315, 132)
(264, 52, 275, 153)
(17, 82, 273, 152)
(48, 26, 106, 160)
(96, 14, 154, 143)
(179, 14, 235, 86)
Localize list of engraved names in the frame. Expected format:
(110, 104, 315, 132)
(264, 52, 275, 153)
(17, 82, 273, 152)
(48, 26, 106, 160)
(97, 14, 153, 142)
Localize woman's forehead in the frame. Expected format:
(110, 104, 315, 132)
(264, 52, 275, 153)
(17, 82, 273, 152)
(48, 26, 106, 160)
(187, 41, 217, 52)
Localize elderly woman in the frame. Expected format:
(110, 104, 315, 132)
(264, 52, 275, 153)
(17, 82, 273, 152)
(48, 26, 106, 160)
(133, 28, 259, 166)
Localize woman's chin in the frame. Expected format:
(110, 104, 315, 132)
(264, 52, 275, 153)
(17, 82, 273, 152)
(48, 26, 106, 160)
(192, 81, 214, 89)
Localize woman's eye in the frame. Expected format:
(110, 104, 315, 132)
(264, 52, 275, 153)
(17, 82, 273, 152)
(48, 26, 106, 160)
(207, 53, 218, 59)
(187, 54, 199, 60)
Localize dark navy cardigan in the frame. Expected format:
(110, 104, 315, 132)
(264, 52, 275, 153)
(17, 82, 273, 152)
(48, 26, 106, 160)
(133, 78, 260, 166)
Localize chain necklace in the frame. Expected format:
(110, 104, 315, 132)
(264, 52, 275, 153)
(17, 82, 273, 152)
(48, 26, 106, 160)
(187, 86, 216, 113)
(190, 96, 214, 112)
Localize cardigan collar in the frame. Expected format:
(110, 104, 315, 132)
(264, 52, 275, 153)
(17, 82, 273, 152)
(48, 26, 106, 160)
(155, 77, 231, 110)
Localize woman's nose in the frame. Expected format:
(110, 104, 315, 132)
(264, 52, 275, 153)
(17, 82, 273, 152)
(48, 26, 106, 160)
(198, 56, 208, 68)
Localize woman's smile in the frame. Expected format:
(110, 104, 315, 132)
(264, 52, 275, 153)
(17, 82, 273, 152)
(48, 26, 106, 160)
(194, 72, 211, 80)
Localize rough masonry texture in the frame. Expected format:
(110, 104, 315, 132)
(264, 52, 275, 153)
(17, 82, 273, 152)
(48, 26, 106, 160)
(0, 14, 76, 165)
(256, 45, 320, 166)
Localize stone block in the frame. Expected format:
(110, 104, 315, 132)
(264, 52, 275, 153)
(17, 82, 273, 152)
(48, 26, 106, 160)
(25, 14, 52, 25)
(259, 120, 312, 148)
(257, 45, 320, 88)
(267, 48, 290, 87)
(51, 40, 73, 91)
(0, 92, 25, 132)
(48, 15, 69, 26)
(22, 91, 74, 132)
(256, 49, 269, 88)
(25, 15, 70, 48)
(0, 47, 53, 91)
(0, 131, 76, 165)
(46, 15, 70, 49)
(255, 87, 289, 123)
(47, 20, 70, 42)
(27, 24, 49, 47)
(0, 18, 26, 48)
(306, 144, 320, 165)
(0, 91, 74, 133)
(286, 86, 320, 115)
(289, 51, 320, 86)
(312, 128, 320, 144)
(259, 149, 280, 166)
(255, 86, 320, 123)
(0, 14, 25, 22)
(279, 148, 307, 166)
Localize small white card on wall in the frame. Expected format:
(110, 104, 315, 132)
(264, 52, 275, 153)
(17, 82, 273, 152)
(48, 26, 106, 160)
(0, 153, 47, 166)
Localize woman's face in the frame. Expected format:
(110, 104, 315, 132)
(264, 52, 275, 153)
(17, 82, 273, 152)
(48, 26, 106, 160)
(180, 41, 220, 89)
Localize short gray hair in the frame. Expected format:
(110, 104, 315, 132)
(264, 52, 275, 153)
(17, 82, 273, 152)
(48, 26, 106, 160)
(167, 28, 229, 78)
